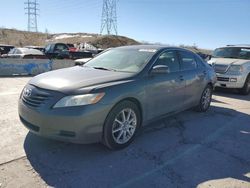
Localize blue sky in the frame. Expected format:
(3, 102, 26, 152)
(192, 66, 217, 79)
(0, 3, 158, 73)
(0, 0, 250, 49)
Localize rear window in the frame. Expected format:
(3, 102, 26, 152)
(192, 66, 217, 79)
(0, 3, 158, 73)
(179, 51, 197, 70)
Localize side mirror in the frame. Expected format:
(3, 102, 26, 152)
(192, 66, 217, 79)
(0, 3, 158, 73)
(151, 65, 169, 74)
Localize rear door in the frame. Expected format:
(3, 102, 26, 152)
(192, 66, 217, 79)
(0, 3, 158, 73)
(177, 50, 206, 107)
(145, 50, 186, 120)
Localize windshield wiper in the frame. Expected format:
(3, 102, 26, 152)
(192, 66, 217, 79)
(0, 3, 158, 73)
(92, 66, 117, 71)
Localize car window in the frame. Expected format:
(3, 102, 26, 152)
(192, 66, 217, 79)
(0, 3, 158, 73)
(67, 44, 74, 48)
(179, 51, 197, 70)
(44, 44, 51, 52)
(55, 44, 68, 51)
(8, 48, 15, 54)
(15, 49, 22, 54)
(154, 51, 180, 72)
(195, 55, 206, 67)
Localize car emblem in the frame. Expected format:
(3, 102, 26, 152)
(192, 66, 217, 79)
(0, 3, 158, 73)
(23, 88, 32, 98)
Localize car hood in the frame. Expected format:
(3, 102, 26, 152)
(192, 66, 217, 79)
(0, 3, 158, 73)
(29, 66, 134, 94)
(208, 58, 250, 66)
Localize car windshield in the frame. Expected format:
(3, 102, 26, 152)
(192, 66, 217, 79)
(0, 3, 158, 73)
(212, 47, 250, 60)
(84, 48, 157, 73)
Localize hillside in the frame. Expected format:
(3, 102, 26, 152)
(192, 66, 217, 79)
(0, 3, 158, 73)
(0, 28, 211, 54)
(0, 28, 139, 49)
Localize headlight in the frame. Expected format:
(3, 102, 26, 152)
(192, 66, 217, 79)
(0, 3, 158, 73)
(53, 93, 105, 108)
(227, 65, 243, 74)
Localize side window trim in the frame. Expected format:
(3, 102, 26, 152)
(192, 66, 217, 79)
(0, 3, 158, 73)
(150, 50, 181, 73)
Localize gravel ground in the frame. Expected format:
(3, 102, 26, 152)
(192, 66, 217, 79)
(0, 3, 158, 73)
(0, 77, 250, 188)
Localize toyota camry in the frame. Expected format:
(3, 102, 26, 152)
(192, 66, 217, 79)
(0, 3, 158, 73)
(18, 45, 216, 150)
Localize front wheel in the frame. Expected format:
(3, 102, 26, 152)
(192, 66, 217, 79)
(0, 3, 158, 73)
(239, 75, 250, 95)
(102, 101, 141, 150)
(196, 85, 213, 112)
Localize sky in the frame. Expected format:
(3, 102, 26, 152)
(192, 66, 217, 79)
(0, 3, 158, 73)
(0, 0, 250, 49)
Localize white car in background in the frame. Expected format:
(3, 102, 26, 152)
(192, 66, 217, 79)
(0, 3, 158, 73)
(2, 47, 47, 59)
(74, 58, 92, 65)
(24, 46, 45, 52)
(208, 45, 250, 94)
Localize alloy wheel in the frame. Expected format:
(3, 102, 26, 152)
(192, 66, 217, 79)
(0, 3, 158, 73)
(112, 108, 137, 144)
(201, 87, 212, 110)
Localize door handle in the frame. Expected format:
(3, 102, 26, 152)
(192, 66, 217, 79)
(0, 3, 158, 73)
(179, 75, 184, 81)
(203, 71, 207, 75)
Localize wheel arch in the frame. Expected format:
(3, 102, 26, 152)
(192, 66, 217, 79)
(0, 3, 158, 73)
(207, 82, 213, 88)
(246, 72, 250, 80)
(115, 97, 143, 124)
(101, 97, 143, 149)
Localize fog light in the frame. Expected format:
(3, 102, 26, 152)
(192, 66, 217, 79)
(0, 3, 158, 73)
(230, 78, 237, 82)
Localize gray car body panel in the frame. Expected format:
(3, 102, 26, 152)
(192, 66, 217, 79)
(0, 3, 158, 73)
(18, 45, 216, 144)
(29, 66, 135, 94)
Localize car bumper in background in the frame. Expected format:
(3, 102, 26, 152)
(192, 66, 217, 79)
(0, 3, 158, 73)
(215, 73, 246, 89)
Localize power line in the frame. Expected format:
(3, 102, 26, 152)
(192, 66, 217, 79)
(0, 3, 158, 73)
(25, 0, 39, 32)
(100, 0, 118, 35)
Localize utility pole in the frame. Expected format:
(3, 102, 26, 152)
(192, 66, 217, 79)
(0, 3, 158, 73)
(100, 0, 118, 35)
(25, 0, 39, 32)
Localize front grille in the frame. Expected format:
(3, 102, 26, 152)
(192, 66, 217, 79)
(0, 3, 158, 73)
(217, 77, 229, 82)
(213, 64, 229, 74)
(22, 86, 51, 108)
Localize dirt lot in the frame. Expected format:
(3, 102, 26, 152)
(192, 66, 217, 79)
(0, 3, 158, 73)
(0, 77, 250, 188)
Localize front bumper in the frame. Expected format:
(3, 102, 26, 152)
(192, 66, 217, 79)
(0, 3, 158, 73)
(18, 98, 112, 144)
(215, 73, 247, 89)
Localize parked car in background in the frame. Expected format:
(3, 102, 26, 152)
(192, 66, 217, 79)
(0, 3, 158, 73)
(67, 43, 77, 52)
(0, 44, 15, 56)
(19, 45, 216, 150)
(208, 45, 250, 95)
(197, 52, 211, 61)
(44, 43, 93, 60)
(74, 57, 92, 65)
(1, 47, 47, 59)
(25, 46, 45, 52)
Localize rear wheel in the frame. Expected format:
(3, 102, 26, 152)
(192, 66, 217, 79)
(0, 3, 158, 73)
(102, 101, 141, 150)
(239, 75, 250, 95)
(196, 85, 213, 112)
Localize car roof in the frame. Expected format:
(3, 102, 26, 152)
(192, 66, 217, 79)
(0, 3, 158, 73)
(25, 46, 44, 48)
(15, 48, 44, 55)
(115, 45, 188, 52)
(0, 44, 15, 47)
(221, 45, 250, 48)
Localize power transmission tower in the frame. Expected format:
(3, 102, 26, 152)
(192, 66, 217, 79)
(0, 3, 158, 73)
(25, 0, 39, 32)
(100, 0, 118, 35)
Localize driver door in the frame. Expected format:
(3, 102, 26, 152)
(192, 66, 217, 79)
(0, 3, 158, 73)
(145, 50, 186, 121)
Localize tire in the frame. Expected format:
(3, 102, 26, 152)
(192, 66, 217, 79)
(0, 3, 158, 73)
(102, 101, 141, 150)
(196, 85, 213, 112)
(239, 75, 250, 95)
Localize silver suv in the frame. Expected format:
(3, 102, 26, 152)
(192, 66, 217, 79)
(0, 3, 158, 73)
(208, 45, 250, 95)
